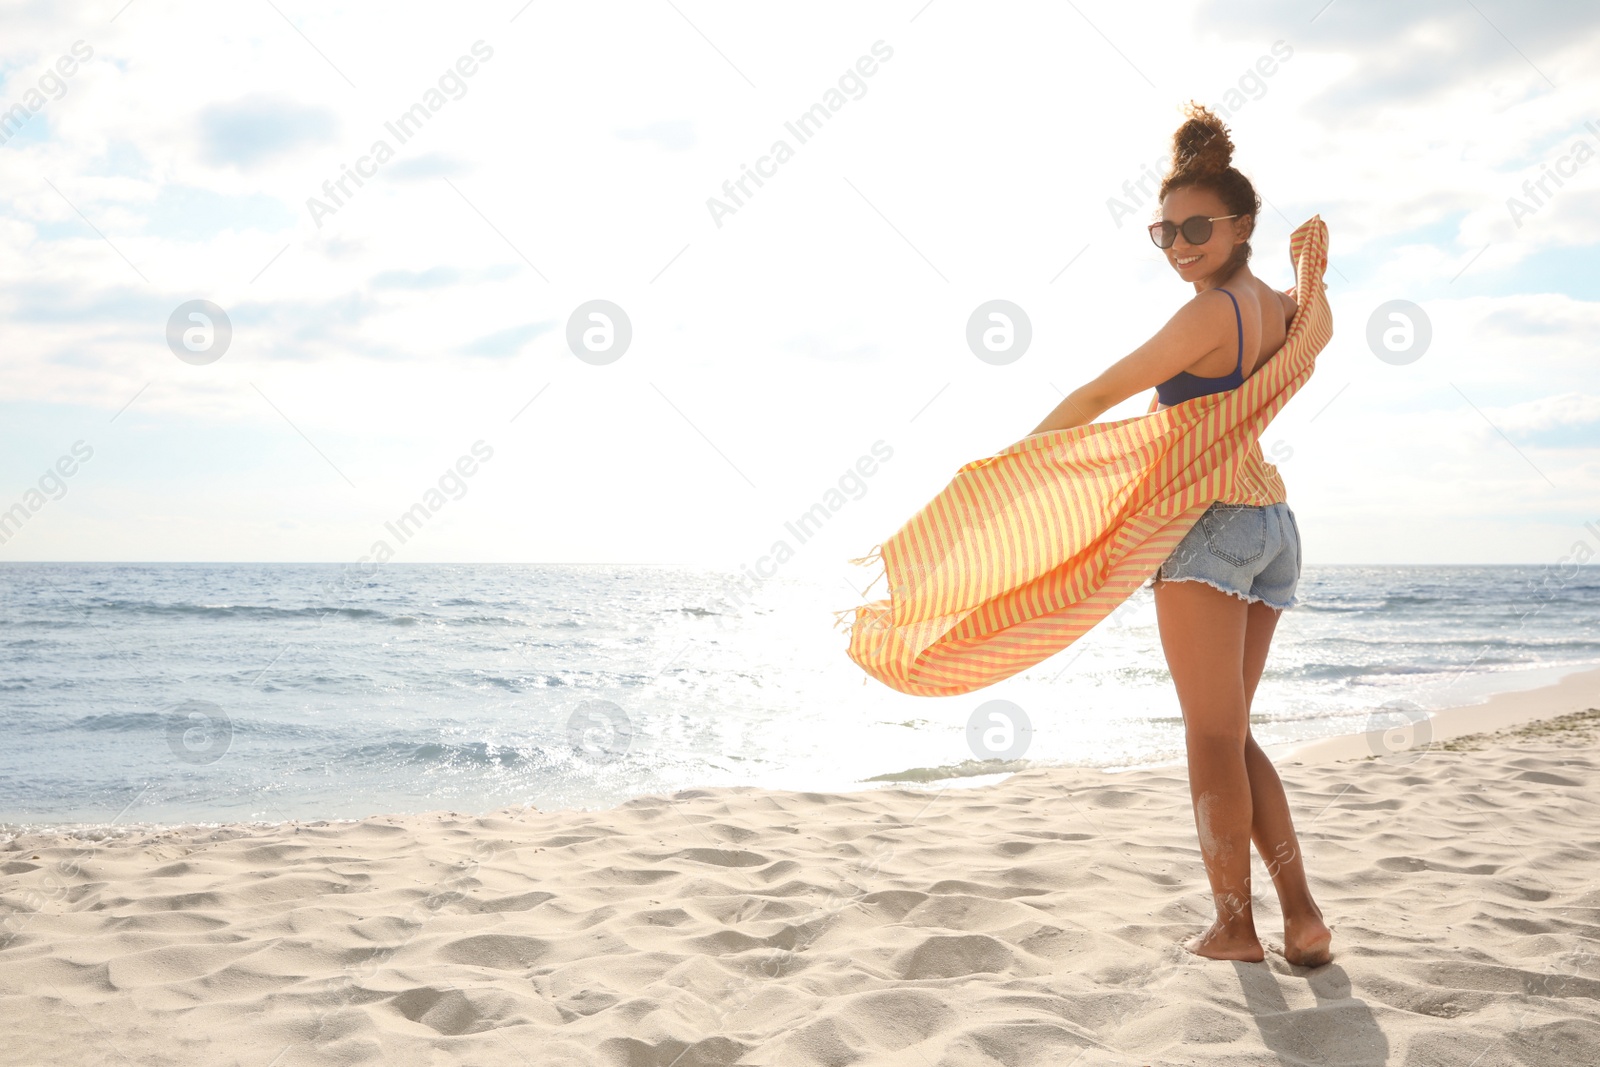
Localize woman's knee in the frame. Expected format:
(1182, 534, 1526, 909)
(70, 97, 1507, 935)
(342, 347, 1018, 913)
(1185, 719, 1249, 754)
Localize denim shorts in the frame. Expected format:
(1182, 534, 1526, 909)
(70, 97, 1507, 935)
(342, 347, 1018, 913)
(1147, 501, 1301, 610)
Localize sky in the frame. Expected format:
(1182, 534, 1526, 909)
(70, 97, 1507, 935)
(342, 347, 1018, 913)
(1, 0, 1597, 569)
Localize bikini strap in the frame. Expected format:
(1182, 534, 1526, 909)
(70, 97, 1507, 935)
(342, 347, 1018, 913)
(1215, 287, 1244, 374)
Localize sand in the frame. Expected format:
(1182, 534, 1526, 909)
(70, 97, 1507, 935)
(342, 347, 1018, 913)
(3, 668, 1599, 1066)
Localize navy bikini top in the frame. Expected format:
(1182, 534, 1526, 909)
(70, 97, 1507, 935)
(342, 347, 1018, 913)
(1155, 287, 1246, 406)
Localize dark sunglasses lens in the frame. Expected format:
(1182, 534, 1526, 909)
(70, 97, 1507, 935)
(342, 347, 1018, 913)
(1149, 221, 1176, 248)
(1181, 216, 1213, 244)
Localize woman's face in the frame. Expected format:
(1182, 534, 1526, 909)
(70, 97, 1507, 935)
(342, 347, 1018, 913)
(1157, 186, 1244, 282)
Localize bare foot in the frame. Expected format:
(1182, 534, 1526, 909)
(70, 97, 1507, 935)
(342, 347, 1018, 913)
(1183, 921, 1265, 962)
(1283, 912, 1333, 967)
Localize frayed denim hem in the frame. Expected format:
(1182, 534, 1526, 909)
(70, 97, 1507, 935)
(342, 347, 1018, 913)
(1153, 573, 1298, 611)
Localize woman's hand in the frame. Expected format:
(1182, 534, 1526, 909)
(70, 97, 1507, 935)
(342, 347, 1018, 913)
(1025, 385, 1109, 438)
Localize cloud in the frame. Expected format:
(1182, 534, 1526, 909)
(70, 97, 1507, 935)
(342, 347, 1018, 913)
(85, 139, 149, 179)
(1478, 306, 1575, 336)
(2, 280, 161, 325)
(141, 184, 297, 239)
(1491, 392, 1600, 448)
(226, 291, 392, 359)
(461, 321, 555, 357)
(781, 332, 879, 362)
(614, 120, 694, 151)
(1, 111, 50, 148)
(197, 94, 339, 168)
(370, 267, 461, 290)
(387, 152, 470, 181)
(1191, 0, 1599, 121)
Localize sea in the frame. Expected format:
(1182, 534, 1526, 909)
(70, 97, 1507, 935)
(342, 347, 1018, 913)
(2, 562, 1596, 831)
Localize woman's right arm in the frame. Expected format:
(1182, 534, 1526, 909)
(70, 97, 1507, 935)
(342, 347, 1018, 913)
(1015, 291, 1233, 442)
(1076, 289, 1235, 415)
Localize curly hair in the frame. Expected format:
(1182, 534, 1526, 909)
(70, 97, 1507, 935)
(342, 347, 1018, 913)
(1158, 100, 1262, 275)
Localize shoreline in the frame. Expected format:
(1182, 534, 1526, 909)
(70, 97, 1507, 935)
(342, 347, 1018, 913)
(1092, 659, 1600, 779)
(3, 661, 1598, 841)
(1263, 660, 1600, 767)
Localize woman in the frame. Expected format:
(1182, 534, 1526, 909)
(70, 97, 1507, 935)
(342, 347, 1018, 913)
(1026, 103, 1333, 967)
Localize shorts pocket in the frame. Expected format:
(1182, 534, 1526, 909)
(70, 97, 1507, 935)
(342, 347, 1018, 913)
(1286, 507, 1302, 573)
(1200, 505, 1267, 566)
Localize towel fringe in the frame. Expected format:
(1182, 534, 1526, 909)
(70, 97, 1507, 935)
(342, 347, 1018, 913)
(833, 603, 895, 638)
(846, 543, 883, 568)
(842, 541, 888, 600)
(857, 564, 886, 599)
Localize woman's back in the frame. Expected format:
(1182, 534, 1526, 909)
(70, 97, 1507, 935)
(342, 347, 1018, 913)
(1156, 276, 1298, 408)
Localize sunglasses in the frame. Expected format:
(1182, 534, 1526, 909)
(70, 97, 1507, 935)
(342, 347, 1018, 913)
(1147, 213, 1239, 249)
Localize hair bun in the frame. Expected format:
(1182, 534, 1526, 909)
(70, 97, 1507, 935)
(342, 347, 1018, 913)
(1171, 99, 1234, 176)
(1155, 100, 1261, 273)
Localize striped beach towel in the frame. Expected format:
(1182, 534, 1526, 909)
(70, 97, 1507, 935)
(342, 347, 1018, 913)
(835, 215, 1332, 697)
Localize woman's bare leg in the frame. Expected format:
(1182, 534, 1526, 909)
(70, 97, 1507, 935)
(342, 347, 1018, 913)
(1154, 576, 1263, 961)
(1243, 735, 1331, 964)
(1239, 598, 1332, 966)
(1156, 576, 1332, 964)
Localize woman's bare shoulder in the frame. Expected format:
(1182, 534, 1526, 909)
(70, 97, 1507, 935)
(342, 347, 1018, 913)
(1275, 287, 1298, 325)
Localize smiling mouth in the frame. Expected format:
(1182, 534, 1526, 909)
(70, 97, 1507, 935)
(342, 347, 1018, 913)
(1176, 255, 1202, 266)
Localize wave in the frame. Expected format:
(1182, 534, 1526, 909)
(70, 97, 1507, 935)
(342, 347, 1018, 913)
(49, 600, 537, 629)
(41, 715, 562, 773)
(75, 711, 164, 732)
(1302, 588, 1597, 614)
(82, 600, 388, 621)
(860, 757, 1030, 784)
(62, 710, 322, 739)
(1293, 663, 1464, 681)
(342, 739, 557, 769)
(460, 668, 659, 691)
